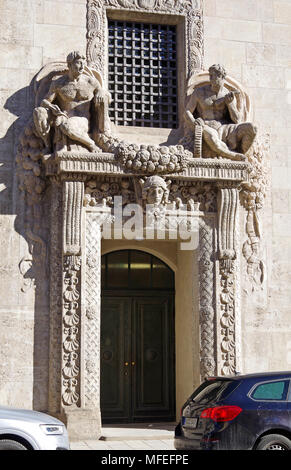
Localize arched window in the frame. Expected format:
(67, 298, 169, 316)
(101, 249, 174, 290)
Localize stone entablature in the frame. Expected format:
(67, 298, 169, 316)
(45, 151, 250, 183)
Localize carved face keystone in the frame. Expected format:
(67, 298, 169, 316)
(147, 185, 165, 205)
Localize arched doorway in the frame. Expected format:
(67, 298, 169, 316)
(100, 249, 175, 423)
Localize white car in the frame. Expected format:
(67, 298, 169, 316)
(0, 406, 70, 450)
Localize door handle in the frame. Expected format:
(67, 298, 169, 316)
(131, 361, 135, 366)
(124, 362, 129, 366)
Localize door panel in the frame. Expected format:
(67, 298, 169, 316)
(132, 296, 175, 420)
(100, 297, 131, 421)
(101, 294, 175, 423)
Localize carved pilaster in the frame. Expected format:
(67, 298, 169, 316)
(84, 214, 102, 410)
(199, 216, 217, 379)
(217, 186, 239, 376)
(61, 182, 83, 410)
(48, 178, 63, 415)
(63, 181, 84, 255)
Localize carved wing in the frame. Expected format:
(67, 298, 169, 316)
(33, 62, 68, 107)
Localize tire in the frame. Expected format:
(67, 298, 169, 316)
(0, 439, 28, 450)
(256, 434, 291, 450)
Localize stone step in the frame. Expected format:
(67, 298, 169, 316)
(100, 423, 176, 441)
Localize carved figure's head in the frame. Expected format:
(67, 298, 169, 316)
(67, 51, 86, 78)
(142, 176, 170, 206)
(208, 64, 227, 91)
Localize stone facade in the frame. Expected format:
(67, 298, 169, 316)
(0, 0, 291, 439)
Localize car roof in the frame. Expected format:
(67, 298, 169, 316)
(207, 371, 291, 381)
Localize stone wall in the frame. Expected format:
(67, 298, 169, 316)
(0, 0, 87, 409)
(204, 0, 291, 372)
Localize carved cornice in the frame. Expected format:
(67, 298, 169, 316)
(45, 151, 250, 184)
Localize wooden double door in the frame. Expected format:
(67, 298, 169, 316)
(100, 293, 175, 423)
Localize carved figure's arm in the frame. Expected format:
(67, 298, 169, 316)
(225, 91, 241, 123)
(39, 82, 66, 117)
(40, 81, 57, 107)
(184, 90, 202, 126)
(94, 81, 108, 105)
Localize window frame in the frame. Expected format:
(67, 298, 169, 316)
(107, 18, 179, 129)
(106, 9, 185, 133)
(247, 378, 291, 403)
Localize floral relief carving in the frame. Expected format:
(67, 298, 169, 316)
(62, 255, 81, 406)
(241, 132, 270, 292)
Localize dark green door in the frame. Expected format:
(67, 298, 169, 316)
(100, 250, 175, 423)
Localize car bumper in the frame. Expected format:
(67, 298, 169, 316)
(174, 436, 220, 451)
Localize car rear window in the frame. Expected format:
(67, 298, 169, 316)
(191, 380, 236, 404)
(250, 380, 290, 401)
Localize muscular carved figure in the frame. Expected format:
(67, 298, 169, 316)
(33, 51, 110, 153)
(185, 64, 257, 161)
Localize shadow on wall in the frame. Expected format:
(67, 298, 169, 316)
(1, 79, 50, 413)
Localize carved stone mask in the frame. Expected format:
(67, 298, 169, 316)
(147, 185, 165, 205)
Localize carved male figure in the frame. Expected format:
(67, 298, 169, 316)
(33, 51, 110, 153)
(185, 64, 257, 161)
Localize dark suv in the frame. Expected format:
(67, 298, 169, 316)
(175, 371, 291, 450)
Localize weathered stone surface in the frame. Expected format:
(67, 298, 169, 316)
(1, 0, 291, 441)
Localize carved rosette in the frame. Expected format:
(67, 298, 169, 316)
(87, 0, 204, 78)
(217, 186, 239, 376)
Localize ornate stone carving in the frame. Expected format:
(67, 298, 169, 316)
(33, 51, 111, 155)
(140, 175, 171, 206)
(199, 217, 216, 379)
(63, 181, 84, 255)
(241, 133, 270, 292)
(84, 214, 102, 409)
(48, 180, 63, 415)
(84, 177, 135, 207)
(217, 186, 239, 375)
(110, 142, 191, 175)
(169, 180, 217, 212)
(184, 64, 257, 161)
(62, 254, 81, 406)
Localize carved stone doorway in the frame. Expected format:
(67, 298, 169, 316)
(100, 249, 175, 423)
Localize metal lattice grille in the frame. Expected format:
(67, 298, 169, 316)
(108, 20, 178, 128)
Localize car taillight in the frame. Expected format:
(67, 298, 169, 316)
(200, 406, 242, 422)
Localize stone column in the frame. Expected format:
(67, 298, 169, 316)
(59, 180, 101, 439)
(217, 185, 240, 376)
(198, 216, 217, 380)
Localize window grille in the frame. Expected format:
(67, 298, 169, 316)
(108, 20, 178, 129)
